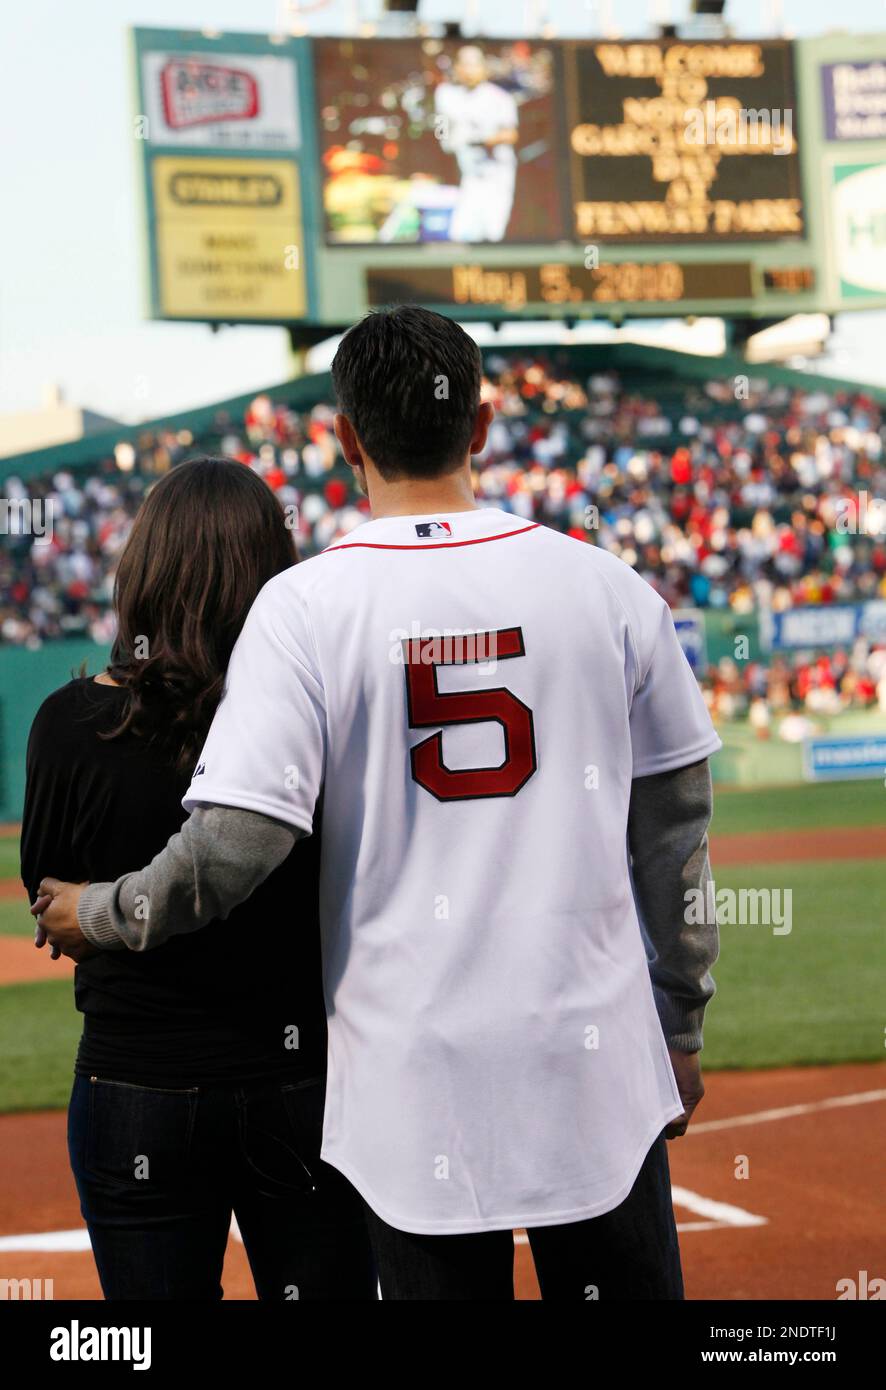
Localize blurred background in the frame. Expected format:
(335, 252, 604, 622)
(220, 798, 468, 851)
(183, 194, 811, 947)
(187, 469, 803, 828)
(0, 0, 884, 1301)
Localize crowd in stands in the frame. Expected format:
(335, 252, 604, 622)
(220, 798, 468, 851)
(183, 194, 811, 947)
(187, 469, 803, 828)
(2, 355, 885, 728)
(702, 642, 886, 735)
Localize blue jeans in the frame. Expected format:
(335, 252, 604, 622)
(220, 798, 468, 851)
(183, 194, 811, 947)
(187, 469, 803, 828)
(68, 1074, 377, 1301)
(363, 1132, 684, 1301)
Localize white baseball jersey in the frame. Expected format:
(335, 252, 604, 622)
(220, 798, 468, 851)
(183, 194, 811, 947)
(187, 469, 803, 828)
(435, 82, 518, 243)
(184, 508, 721, 1234)
(435, 82, 518, 175)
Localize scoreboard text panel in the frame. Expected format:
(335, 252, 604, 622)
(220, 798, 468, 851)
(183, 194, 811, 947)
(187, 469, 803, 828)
(566, 41, 802, 242)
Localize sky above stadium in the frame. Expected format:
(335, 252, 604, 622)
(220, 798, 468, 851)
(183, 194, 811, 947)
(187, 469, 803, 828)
(2, 0, 886, 427)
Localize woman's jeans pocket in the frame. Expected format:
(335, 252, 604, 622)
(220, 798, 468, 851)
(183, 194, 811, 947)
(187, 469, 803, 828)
(80, 1076, 198, 1191)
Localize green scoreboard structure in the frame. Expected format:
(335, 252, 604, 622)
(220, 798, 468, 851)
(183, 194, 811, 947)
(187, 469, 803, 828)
(132, 26, 886, 342)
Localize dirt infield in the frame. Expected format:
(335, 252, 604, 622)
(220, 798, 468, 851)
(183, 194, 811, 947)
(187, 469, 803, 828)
(0, 1062, 882, 1300)
(709, 824, 886, 866)
(0, 936, 74, 985)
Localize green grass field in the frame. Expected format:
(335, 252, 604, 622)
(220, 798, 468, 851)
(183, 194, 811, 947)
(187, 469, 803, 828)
(0, 836, 21, 880)
(0, 778, 884, 1112)
(711, 777, 885, 837)
(0, 897, 32, 935)
(0, 981, 82, 1112)
(701, 858, 883, 1070)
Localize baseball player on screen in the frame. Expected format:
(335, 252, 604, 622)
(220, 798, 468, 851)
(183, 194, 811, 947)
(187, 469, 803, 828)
(37, 307, 721, 1301)
(434, 46, 519, 243)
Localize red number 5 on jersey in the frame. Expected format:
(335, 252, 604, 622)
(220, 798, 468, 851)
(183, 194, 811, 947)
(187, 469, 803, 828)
(403, 627, 537, 801)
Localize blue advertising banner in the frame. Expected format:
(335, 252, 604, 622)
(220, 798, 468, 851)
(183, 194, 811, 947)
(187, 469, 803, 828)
(803, 735, 886, 782)
(673, 608, 707, 674)
(821, 60, 886, 141)
(762, 601, 886, 652)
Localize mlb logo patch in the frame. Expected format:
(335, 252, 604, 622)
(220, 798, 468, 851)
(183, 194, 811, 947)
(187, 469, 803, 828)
(415, 521, 452, 539)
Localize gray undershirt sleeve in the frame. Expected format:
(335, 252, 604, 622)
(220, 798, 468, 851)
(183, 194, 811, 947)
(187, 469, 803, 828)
(628, 758, 718, 1054)
(77, 768, 718, 1058)
(77, 805, 299, 952)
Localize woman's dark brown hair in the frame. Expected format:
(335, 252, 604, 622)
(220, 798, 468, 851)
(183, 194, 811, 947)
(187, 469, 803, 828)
(105, 456, 296, 771)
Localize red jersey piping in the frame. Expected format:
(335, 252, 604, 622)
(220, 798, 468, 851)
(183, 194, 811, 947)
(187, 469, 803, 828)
(322, 523, 540, 553)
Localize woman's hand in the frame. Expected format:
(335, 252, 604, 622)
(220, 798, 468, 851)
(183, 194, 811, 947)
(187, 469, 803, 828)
(32, 894, 61, 959)
(31, 879, 96, 963)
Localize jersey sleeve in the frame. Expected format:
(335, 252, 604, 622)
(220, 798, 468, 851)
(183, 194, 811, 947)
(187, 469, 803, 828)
(628, 594, 722, 779)
(183, 576, 325, 834)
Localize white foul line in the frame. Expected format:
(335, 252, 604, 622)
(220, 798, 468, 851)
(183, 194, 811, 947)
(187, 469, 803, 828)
(675, 1220, 735, 1233)
(0, 1228, 92, 1252)
(670, 1186, 767, 1228)
(513, 1183, 768, 1245)
(687, 1087, 886, 1135)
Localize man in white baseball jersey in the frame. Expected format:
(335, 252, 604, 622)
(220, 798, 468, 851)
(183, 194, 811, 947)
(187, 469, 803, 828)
(435, 46, 518, 243)
(38, 307, 721, 1300)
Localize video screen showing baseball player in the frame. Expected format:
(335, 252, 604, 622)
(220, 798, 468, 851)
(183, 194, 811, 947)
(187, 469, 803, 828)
(316, 37, 566, 245)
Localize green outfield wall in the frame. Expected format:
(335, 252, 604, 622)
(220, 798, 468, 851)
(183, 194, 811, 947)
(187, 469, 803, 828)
(0, 641, 111, 824)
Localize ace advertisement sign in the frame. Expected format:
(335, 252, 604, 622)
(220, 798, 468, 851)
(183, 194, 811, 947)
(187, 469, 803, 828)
(140, 49, 300, 151)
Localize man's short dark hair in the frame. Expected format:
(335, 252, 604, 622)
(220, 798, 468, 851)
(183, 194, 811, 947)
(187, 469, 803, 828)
(331, 305, 482, 481)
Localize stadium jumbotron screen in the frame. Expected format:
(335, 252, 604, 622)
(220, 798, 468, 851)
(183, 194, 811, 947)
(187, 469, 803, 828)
(315, 37, 802, 248)
(132, 26, 886, 328)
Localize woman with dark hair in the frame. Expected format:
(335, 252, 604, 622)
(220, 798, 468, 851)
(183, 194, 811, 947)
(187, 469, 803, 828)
(21, 458, 375, 1302)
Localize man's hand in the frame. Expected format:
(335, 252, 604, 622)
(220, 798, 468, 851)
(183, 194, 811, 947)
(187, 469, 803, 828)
(31, 879, 96, 963)
(665, 1049, 704, 1138)
(32, 895, 60, 959)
